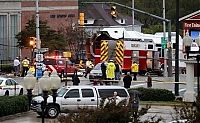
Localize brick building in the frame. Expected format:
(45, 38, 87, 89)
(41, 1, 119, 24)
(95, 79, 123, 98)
(0, 0, 78, 61)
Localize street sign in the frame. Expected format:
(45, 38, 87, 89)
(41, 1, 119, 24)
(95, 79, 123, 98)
(34, 48, 49, 53)
(36, 54, 44, 62)
(161, 37, 167, 49)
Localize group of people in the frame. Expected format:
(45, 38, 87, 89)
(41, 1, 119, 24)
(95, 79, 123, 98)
(13, 57, 30, 77)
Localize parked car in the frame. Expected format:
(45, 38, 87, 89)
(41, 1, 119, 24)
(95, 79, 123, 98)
(89, 63, 102, 81)
(0, 77, 23, 96)
(31, 85, 130, 118)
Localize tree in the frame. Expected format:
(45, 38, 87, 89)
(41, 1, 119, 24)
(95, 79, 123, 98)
(15, 17, 66, 52)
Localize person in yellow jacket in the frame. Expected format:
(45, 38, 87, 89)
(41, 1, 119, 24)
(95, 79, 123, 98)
(21, 57, 30, 77)
(131, 61, 139, 81)
(106, 59, 116, 85)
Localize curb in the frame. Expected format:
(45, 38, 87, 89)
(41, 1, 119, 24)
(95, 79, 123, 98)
(0, 111, 33, 121)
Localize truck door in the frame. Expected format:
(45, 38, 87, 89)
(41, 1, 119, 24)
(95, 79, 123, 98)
(80, 88, 98, 110)
(62, 89, 81, 111)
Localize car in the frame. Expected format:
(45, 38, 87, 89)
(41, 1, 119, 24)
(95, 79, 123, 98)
(0, 77, 24, 96)
(89, 63, 102, 81)
(31, 85, 130, 118)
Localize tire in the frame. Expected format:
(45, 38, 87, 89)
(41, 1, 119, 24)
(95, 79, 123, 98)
(19, 88, 23, 95)
(5, 90, 9, 96)
(46, 105, 59, 118)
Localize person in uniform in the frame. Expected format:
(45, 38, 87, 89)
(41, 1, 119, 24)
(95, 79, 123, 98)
(131, 61, 139, 81)
(21, 57, 30, 77)
(106, 59, 116, 85)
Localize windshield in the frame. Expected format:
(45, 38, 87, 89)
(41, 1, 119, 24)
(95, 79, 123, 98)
(93, 63, 101, 70)
(57, 88, 68, 97)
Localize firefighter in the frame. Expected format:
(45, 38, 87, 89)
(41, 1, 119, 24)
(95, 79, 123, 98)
(84, 59, 94, 78)
(131, 61, 139, 81)
(21, 57, 30, 77)
(106, 59, 116, 85)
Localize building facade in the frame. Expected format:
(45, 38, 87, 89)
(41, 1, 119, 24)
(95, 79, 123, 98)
(0, 0, 78, 61)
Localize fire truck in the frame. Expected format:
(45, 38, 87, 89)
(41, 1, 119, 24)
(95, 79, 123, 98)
(90, 28, 163, 75)
(44, 56, 76, 77)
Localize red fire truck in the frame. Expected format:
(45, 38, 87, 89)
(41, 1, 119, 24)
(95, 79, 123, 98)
(90, 29, 163, 76)
(44, 56, 76, 77)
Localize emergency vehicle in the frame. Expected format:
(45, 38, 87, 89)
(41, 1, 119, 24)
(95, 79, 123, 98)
(44, 56, 76, 77)
(89, 28, 184, 75)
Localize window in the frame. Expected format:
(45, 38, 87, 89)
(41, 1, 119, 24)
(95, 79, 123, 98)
(10, 79, 17, 85)
(57, 88, 68, 97)
(44, 59, 56, 65)
(65, 89, 80, 98)
(0, 79, 3, 85)
(81, 89, 94, 97)
(5, 80, 12, 85)
(148, 44, 153, 49)
(98, 89, 128, 98)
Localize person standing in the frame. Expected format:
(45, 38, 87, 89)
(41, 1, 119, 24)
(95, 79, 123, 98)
(131, 61, 139, 81)
(84, 59, 93, 78)
(101, 61, 107, 80)
(21, 57, 30, 77)
(123, 72, 132, 89)
(106, 59, 116, 85)
(114, 61, 121, 80)
(13, 57, 20, 76)
(72, 70, 80, 86)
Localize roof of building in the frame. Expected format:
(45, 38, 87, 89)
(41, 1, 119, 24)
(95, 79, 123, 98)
(179, 10, 200, 21)
(81, 3, 142, 26)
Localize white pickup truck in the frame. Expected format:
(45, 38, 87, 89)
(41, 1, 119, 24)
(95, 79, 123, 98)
(31, 85, 130, 118)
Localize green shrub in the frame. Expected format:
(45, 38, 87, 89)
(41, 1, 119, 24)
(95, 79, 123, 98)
(0, 96, 29, 117)
(128, 87, 175, 101)
(1, 64, 13, 73)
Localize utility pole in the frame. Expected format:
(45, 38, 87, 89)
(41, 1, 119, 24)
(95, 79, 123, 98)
(132, 0, 134, 31)
(36, 0, 40, 49)
(163, 0, 167, 77)
(175, 0, 180, 96)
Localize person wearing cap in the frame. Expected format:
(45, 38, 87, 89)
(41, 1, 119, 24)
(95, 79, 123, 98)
(131, 61, 139, 81)
(106, 59, 116, 85)
(123, 72, 132, 89)
(21, 57, 30, 77)
(13, 57, 20, 76)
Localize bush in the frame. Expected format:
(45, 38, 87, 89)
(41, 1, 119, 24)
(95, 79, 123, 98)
(0, 96, 29, 117)
(1, 64, 13, 73)
(128, 87, 175, 101)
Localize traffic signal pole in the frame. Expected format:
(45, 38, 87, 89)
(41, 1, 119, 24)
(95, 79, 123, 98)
(82, 1, 173, 77)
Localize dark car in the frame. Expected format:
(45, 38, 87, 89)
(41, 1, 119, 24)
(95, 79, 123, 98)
(89, 63, 102, 81)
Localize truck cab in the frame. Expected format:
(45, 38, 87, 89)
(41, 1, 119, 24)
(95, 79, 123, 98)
(44, 56, 76, 77)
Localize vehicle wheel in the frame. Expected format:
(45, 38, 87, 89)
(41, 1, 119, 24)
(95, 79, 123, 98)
(19, 88, 23, 95)
(5, 90, 9, 96)
(46, 105, 59, 118)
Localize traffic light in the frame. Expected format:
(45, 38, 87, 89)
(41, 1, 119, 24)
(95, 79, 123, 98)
(111, 6, 117, 18)
(79, 12, 84, 26)
(29, 37, 36, 48)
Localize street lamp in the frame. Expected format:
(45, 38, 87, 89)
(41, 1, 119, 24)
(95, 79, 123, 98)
(49, 70, 61, 103)
(23, 70, 37, 110)
(39, 71, 51, 123)
(183, 32, 193, 59)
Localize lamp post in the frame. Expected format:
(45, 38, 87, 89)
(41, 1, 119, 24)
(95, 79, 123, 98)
(23, 70, 37, 110)
(49, 70, 61, 103)
(39, 71, 51, 123)
(183, 32, 193, 59)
